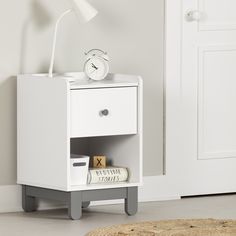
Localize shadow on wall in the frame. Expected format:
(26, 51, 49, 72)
(20, 0, 51, 74)
(0, 77, 17, 184)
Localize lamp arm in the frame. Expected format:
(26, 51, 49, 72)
(48, 9, 72, 78)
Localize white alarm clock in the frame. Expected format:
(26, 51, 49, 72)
(84, 49, 109, 81)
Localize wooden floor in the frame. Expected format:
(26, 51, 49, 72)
(1, 194, 236, 236)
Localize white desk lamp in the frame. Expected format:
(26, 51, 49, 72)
(48, 0, 98, 78)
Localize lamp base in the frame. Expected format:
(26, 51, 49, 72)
(61, 76, 77, 83)
(49, 75, 77, 83)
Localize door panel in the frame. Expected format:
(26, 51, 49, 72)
(181, 0, 236, 195)
(198, 46, 236, 160)
(199, 0, 236, 31)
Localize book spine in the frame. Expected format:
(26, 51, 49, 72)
(87, 168, 129, 184)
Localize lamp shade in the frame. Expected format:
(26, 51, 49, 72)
(70, 0, 98, 22)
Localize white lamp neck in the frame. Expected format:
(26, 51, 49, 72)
(48, 9, 72, 78)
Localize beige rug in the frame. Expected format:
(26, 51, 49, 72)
(86, 219, 236, 236)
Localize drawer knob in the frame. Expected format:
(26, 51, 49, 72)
(100, 109, 109, 116)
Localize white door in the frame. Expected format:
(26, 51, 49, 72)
(180, 0, 236, 196)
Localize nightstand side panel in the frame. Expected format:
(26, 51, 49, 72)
(17, 76, 70, 191)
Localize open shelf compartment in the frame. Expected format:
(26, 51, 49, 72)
(69, 134, 142, 191)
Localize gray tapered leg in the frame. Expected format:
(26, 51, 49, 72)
(68, 191, 82, 220)
(125, 187, 138, 216)
(22, 185, 37, 212)
(82, 201, 90, 208)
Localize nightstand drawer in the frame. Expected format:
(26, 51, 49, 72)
(70, 87, 137, 137)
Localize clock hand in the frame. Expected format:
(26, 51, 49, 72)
(91, 63, 98, 70)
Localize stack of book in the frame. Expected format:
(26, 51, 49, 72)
(87, 167, 129, 184)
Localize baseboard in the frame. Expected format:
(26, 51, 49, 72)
(0, 175, 180, 213)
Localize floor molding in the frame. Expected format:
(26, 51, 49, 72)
(0, 175, 180, 213)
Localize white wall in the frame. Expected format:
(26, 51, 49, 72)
(0, 0, 164, 185)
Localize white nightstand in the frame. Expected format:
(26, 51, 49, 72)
(17, 72, 143, 220)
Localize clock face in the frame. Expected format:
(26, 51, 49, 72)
(84, 57, 109, 81)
